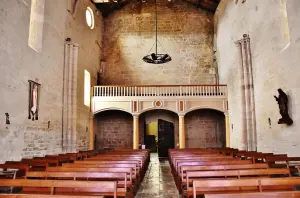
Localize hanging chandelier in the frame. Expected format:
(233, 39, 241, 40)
(143, 0, 171, 64)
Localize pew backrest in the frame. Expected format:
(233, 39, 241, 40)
(0, 179, 117, 198)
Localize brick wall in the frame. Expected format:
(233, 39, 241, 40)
(102, 0, 215, 85)
(95, 111, 133, 149)
(185, 109, 225, 148)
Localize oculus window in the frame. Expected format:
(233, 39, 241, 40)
(86, 7, 95, 29)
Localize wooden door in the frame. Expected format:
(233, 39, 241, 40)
(158, 119, 175, 158)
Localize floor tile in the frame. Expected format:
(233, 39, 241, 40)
(135, 153, 179, 198)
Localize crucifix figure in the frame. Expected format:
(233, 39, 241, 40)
(28, 80, 40, 121)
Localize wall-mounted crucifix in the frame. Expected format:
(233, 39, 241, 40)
(28, 80, 41, 121)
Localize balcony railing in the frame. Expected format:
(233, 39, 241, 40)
(92, 85, 227, 97)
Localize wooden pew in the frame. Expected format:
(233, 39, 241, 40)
(0, 164, 29, 178)
(185, 168, 291, 197)
(176, 160, 253, 176)
(21, 159, 59, 167)
(5, 161, 49, 171)
(264, 156, 300, 174)
(62, 163, 137, 178)
(85, 157, 143, 170)
(174, 157, 240, 173)
(25, 172, 128, 197)
(74, 160, 141, 176)
(178, 163, 269, 193)
(0, 179, 117, 198)
(192, 177, 300, 198)
(180, 163, 269, 181)
(204, 191, 300, 198)
(0, 195, 104, 198)
(45, 167, 135, 196)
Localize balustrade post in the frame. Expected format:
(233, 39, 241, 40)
(180, 86, 182, 96)
(92, 87, 95, 97)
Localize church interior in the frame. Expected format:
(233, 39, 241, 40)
(1, 0, 300, 197)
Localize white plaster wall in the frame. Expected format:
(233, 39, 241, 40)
(0, 0, 67, 161)
(0, 0, 103, 161)
(215, 0, 300, 156)
(65, 0, 103, 151)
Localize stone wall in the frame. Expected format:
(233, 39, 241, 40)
(0, 0, 102, 162)
(95, 111, 133, 149)
(65, 0, 103, 151)
(102, 0, 215, 85)
(185, 109, 225, 148)
(214, 0, 300, 156)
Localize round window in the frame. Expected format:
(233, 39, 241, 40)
(86, 7, 94, 29)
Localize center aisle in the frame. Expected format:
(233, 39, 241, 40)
(136, 153, 179, 198)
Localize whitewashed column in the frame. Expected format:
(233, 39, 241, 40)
(245, 35, 257, 151)
(236, 39, 247, 150)
(63, 42, 79, 153)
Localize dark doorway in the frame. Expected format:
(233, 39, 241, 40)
(158, 119, 175, 158)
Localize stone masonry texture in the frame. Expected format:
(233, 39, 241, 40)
(95, 111, 133, 149)
(185, 109, 225, 148)
(102, 0, 215, 85)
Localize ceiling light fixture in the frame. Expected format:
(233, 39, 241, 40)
(143, 0, 171, 64)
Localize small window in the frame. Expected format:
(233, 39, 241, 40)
(28, 0, 45, 53)
(85, 7, 95, 29)
(84, 70, 91, 107)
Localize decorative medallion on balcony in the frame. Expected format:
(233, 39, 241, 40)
(153, 100, 163, 108)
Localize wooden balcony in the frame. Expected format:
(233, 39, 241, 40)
(91, 85, 228, 116)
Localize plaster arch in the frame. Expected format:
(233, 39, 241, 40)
(184, 106, 226, 116)
(139, 107, 179, 116)
(93, 108, 132, 117)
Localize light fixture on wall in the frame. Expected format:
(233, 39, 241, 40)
(143, 0, 171, 64)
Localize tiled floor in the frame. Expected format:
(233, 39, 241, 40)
(136, 153, 179, 198)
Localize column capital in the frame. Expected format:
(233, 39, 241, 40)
(132, 114, 139, 118)
(178, 113, 185, 117)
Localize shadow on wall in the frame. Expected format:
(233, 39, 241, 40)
(94, 110, 133, 150)
(185, 109, 226, 148)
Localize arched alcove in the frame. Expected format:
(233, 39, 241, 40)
(185, 109, 225, 148)
(94, 110, 133, 150)
(139, 109, 178, 156)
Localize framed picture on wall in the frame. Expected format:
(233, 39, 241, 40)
(28, 80, 41, 121)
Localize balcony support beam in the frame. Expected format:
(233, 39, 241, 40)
(179, 115, 186, 149)
(133, 115, 139, 149)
